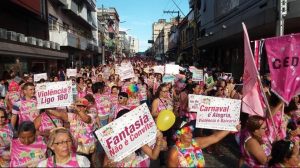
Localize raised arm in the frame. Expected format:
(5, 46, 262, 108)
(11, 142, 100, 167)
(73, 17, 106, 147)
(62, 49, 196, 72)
(47, 109, 68, 122)
(151, 99, 159, 118)
(195, 130, 230, 149)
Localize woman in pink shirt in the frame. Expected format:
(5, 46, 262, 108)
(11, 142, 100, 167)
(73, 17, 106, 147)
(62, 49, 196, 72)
(0, 108, 13, 167)
(10, 121, 47, 167)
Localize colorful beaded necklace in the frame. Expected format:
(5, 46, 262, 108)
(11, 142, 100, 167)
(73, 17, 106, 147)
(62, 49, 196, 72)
(176, 126, 205, 168)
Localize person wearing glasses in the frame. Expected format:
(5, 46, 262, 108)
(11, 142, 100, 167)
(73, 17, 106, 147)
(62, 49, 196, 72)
(240, 116, 271, 167)
(151, 83, 173, 118)
(268, 140, 300, 167)
(109, 92, 130, 122)
(38, 127, 90, 167)
(10, 121, 47, 167)
(47, 98, 96, 163)
(0, 108, 13, 167)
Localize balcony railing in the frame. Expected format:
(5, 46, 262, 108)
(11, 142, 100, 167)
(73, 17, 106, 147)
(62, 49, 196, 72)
(49, 30, 87, 50)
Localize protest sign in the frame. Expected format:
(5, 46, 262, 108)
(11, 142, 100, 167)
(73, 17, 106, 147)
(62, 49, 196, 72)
(119, 65, 135, 81)
(34, 73, 47, 82)
(189, 67, 203, 81)
(35, 81, 73, 109)
(265, 33, 300, 103)
(189, 95, 241, 131)
(94, 103, 157, 162)
(153, 65, 165, 74)
(66, 69, 77, 77)
(165, 64, 179, 75)
(162, 75, 175, 84)
(205, 76, 214, 88)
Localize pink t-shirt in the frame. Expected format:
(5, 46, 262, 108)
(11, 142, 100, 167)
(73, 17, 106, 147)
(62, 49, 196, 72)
(0, 124, 13, 153)
(12, 97, 39, 124)
(128, 97, 140, 110)
(6, 91, 20, 106)
(39, 113, 63, 132)
(10, 136, 47, 167)
(67, 113, 96, 145)
(94, 94, 111, 116)
(138, 84, 147, 101)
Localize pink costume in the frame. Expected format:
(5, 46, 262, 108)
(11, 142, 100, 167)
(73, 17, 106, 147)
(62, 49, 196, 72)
(10, 136, 47, 167)
(94, 93, 111, 116)
(12, 97, 39, 124)
(67, 113, 97, 151)
(39, 112, 63, 132)
(240, 130, 271, 167)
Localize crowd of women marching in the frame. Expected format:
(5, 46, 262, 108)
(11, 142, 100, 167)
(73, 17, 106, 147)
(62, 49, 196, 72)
(0, 57, 299, 167)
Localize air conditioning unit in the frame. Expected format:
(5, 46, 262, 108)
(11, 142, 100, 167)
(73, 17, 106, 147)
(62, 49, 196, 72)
(50, 41, 56, 49)
(17, 33, 26, 43)
(27, 37, 37, 45)
(55, 43, 60, 50)
(37, 39, 43, 47)
(0, 28, 7, 39)
(43, 40, 50, 48)
(7, 31, 17, 41)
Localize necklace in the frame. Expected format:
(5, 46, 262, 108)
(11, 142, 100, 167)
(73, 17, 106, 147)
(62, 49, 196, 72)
(176, 139, 205, 167)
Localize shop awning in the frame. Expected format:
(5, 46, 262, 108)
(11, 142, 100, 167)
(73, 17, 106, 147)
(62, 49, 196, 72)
(0, 41, 68, 59)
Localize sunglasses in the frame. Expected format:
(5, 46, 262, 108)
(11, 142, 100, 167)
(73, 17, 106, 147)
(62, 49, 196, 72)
(76, 105, 87, 108)
(118, 96, 127, 100)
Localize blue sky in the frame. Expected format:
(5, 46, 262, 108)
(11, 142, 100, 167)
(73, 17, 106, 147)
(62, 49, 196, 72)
(96, 0, 190, 52)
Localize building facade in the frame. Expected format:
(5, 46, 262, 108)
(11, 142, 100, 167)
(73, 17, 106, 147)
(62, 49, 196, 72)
(48, 0, 99, 68)
(152, 19, 173, 62)
(190, 0, 300, 77)
(0, 0, 68, 78)
(97, 7, 120, 61)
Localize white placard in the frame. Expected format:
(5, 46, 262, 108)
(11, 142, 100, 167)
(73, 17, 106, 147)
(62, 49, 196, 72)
(153, 65, 165, 74)
(119, 65, 135, 81)
(66, 69, 77, 77)
(34, 73, 48, 82)
(35, 81, 73, 109)
(189, 67, 204, 81)
(95, 103, 157, 162)
(189, 94, 241, 131)
(162, 75, 175, 84)
(165, 64, 179, 75)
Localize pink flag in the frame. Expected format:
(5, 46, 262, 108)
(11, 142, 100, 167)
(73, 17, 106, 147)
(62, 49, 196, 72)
(242, 23, 265, 116)
(265, 33, 300, 103)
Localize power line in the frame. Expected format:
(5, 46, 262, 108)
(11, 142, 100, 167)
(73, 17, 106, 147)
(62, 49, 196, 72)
(171, 0, 185, 17)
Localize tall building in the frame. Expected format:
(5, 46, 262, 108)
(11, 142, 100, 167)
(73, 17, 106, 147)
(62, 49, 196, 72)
(0, 0, 67, 77)
(97, 7, 120, 61)
(48, 0, 99, 68)
(152, 19, 173, 61)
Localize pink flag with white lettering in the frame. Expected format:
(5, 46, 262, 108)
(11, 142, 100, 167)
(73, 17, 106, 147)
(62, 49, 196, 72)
(241, 23, 265, 116)
(265, 33, 300, 103)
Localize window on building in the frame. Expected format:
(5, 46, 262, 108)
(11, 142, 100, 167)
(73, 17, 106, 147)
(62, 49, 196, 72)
(48, 14, 58, 31)
(63, 22, 69, 31)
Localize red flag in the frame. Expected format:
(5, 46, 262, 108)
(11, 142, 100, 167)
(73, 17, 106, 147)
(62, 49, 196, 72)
(242, 23, 265, 116)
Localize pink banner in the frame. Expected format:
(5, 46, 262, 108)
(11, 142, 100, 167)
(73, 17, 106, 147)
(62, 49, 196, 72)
(265, 33, 300, 103)
(242, 23, 265, 116)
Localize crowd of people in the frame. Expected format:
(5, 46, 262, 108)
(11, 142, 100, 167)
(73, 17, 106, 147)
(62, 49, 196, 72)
(0, 57, 299, 167)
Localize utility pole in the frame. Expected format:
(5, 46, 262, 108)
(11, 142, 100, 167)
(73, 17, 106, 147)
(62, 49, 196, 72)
(276, 0, 287, 36)
(163, 10, 180, 24)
